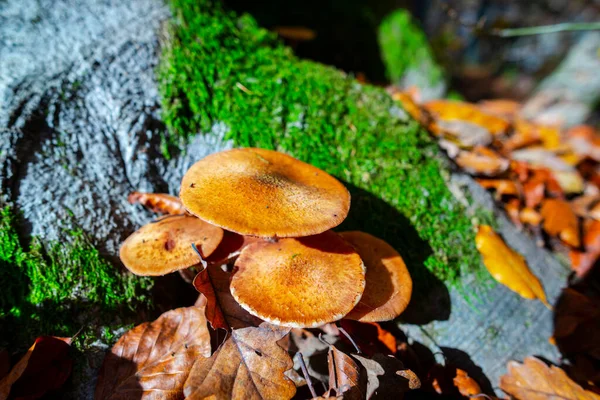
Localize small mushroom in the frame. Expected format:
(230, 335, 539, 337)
(230, 231, 366, 327)
(340, 231, 412, 322)
(180, 148, 350, 238)
(119, 215, 224, 276)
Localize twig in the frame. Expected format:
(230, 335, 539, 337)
(493, 22, 600, 37)
(338, 326, 361, 354)
(191, 243, 208, 269)
(298, 352, 317, 399)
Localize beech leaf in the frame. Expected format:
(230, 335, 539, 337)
(500, 357, 600, 400)
(193, 264, 263, 330)
(327, 345, 364, 400)
(453, 369, 482, 397)
(0, 336, 72, 400)
(540, 199, 580, 248)
(183, 323, 296, 400)
(95, 306, 211, 400)
(476, 225, 549, 307)
(128, 192, 187, 215)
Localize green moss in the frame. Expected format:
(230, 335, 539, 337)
(158, 0, 482, 286)
(377, 9, 444, 85)
(0, 206, 152, 348)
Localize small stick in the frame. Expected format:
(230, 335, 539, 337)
(493, 22, 600, 37)
(338, 326, 361, 354)
(298, 352, 317, 399)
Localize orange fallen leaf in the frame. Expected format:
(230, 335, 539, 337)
(424, 100, 509, 137)
(95, 307, 211, 400)
(453, 368, 482, 397)
(500, 356, 600, 400)
(504, 199, 523, 229)
(183, 323, 296, 400)
(567, 125, 600, 162)
(193, 264, 263, 331)
(0, 336, 72, 400)
(523, 177, 546, 209)
(540, 199, 580, 248)
(520, 207, 542, 226)
(477, 179, 520, 199)
(391, 91, 430, 124)
(569, 250, 598, 277)
(477, 99, 520, 120)
(475, 225, 549, 307)
(455, 146, 510, 176)
(128, 192, 187, 215)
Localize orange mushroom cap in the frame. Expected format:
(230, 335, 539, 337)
(340, 231, 412, 322)
(119, 215, 224, 276)
(179, 148, 350, 238)
(230, 231, 366, 327)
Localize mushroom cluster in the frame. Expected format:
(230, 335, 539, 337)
(121, 148, 412, 327)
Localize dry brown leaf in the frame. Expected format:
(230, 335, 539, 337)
(455, 147, 510, 177)
(511, 149, 583, 194)
(477, 179, 520, 199)
(327, 346, 364, 400)
(193, 264, 263, 331)
(128, 192, 186, 215)
(0, 336, 72, 400)
(95, 306, 211, 400)
(351, 353, 420, 399)
(476, 225, 549, 307)
(183, 323, 296, 400)
(540, 199, 581, 248)
(500, 357, 600, 400)
(477, 99, 520, 120)
(424, 100, 509, 136)
(453, 369, 482, 397)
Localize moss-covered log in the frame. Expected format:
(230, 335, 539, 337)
(159, 0, 484, 288)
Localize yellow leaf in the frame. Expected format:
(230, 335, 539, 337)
(475, 225, 550, 308)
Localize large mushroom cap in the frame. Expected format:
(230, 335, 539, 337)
(119, 215, 224, 276)
(180, 148, 350, 238)
(230, 231, 366, 327)
(340, 231, 412, 322)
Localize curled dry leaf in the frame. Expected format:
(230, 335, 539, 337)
(0, 336, 72, 400)
(424, 100, 509, 137)
(193, 264, 263, 330)
(119, 215, 224, 276)
(454, 147, 509, 177)
(351, 353, 420, 399)
(95, 306, 211, 400)
(540, 199, 580, 248)
(453, 369, 482, 397)
(183, 323, 296, 400)
(340, 231, 412, 322)
(128, 192, 186, 215)
(500, 356, 600, 400)
(327, 345, 364, 400)
(476, 225, 549, 307)
(231, 231, 365, 328)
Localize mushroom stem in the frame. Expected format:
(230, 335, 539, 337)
(297, 352, 317, 398)
(338, 326, 362, 354)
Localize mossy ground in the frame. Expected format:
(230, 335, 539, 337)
(0, 206, 152, 350)
(159, 0, 484, 288)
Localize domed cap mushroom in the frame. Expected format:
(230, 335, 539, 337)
(119, 215, 224, 276)
(340, 231, 412, 322)
(180, 148, 350, 238)
(230, 231, 366, 327)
